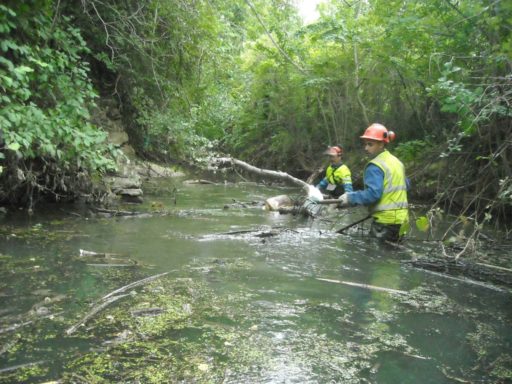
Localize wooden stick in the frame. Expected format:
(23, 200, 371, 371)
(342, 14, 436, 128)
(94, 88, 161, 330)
(475, 262, 512, 273)
(0, 311, 64, 335)
(316, 277, 408, 295)
(66, 294, 129, 335)
(411, 267, 505, 292)
(66, 271, 171, 336)
(336, 215, 372, 234)
(100, 271, 170, 302)
(86, 263, 136, 267)
(0, 360, 46, 374)
(318, 199, 341, 205)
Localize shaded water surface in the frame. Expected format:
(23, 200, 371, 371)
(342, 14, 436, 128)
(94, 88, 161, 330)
(0, 179, 511, 383)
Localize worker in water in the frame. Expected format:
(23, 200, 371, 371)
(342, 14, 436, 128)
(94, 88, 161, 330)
(315, 145, 353, 198)
(337, 123, 409, 242)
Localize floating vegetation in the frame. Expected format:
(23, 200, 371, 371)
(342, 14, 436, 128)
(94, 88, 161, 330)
(396, 285, 460, 314)
(466, 323, 512, 382)
(62, 277, 272, 383)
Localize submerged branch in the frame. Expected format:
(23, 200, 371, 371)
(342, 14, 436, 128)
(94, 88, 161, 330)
(0, 360, 46, 374)
(317, 277, 408, 295)
(66, 294, 130, 335)
(100, 271, 170, 302)
(403, 257, 512, 288)
(66, 271, 171, 335)
(0, 311, 64, 335)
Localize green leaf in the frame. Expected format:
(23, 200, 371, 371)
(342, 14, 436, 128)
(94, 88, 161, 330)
(415, 216, 430, 232)
(28, 57, 49, 68)
(7, 142, 20, 151)
(0, 74, 14, 87)
(14, 65, 34, 74)
(399, 221, 410, 237)
(440, 103, 458, 113)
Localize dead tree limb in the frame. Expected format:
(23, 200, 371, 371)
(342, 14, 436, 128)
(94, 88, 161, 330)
(0, 360, 46, 374)
(317, 277, 408, 295)
(65, 271, 171, 335)
(100, 271, 170, 302)
(0, 311, 64, 335)
(213, 157, 328, 217)
(214, 157, 308, 188)
(65, 294, 130, 335)
(403, 257, 512, 288)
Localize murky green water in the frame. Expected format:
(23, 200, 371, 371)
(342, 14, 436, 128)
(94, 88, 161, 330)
(0, 178, 511, 383)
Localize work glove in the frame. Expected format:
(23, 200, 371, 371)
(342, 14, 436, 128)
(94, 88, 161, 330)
(337, 193, 349, 208)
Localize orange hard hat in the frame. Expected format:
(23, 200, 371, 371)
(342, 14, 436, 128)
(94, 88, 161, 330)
(323, 146, 343, 156)
(360, 123, 396, 143)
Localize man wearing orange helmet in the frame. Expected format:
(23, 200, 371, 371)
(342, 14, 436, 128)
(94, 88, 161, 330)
(316, 145, 353, 198)
(338, 123, 409, 242)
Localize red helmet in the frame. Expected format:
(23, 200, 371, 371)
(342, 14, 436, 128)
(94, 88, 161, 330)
(323, 146, 343, 156)
(360, 123, 396, 143)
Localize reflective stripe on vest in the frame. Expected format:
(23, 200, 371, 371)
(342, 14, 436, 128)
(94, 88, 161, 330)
(326, 164, 352, 186)
(367, 150, 409, 224)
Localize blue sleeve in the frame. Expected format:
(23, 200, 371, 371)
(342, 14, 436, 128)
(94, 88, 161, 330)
(347, 164, 383, 206)
(406, 177, 411, 191)
(343, 182, 353, 193)
(316, 178, 328, 190)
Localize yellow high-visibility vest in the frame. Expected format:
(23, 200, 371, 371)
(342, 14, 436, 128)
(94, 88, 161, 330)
(326, 164, 352, 187)
(367, 150, 408, 225)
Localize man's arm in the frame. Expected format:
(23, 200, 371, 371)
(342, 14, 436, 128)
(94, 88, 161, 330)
(346, 164, 384, 206)
(316, 177, 328, 191)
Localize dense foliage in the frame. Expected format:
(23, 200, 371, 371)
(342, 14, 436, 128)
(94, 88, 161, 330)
(0, 1, 117, 207)
(0, 0, 511, 229)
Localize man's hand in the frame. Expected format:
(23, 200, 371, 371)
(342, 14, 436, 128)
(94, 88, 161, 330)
(337, 193, 349, 208)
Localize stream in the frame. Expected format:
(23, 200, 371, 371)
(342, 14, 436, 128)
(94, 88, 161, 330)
(0, 177, 511, 383)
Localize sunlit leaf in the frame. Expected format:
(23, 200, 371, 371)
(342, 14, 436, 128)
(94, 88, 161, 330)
(399, 221, 410, 237)
(415, 216, 429, 232)
(7, 142, 20, 151)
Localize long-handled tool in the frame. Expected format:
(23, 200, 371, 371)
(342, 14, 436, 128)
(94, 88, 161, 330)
(335, 214, 372, 234)
(310, 198, 372, 233)
(317, 199, 341, 205)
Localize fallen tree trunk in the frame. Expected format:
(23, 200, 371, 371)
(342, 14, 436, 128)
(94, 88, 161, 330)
(214, 157, 326, 217)
(403, 257, 512, 288)
(214, 157, 308, 188)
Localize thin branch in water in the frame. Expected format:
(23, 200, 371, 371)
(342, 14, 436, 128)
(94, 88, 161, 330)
(0, 360, 46, 374)
(0, 311, 64, 335)
(66, 294, 130, 335)
(66, 271, 171, 335)
(317, 277, 408, 295)
(100, 271, 171, 302)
